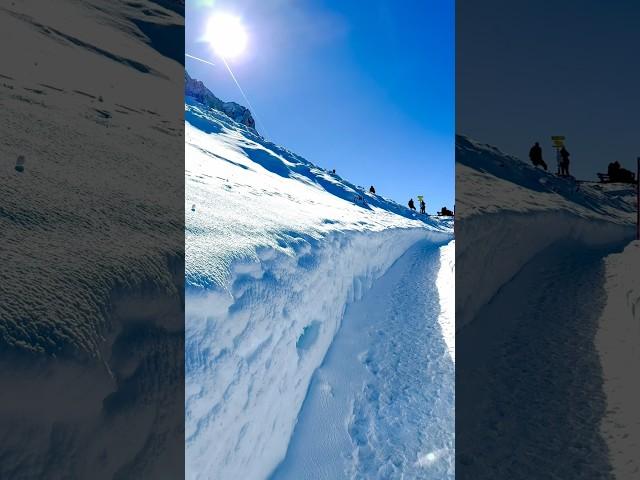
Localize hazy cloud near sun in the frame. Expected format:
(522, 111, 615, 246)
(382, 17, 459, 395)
(190, 0, 349, 57)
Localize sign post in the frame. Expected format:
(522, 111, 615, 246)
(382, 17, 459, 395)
(637, 157, 639, 240)
(551, 136, 565, 175)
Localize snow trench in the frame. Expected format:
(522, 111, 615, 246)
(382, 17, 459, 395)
(456, 211, 635, 328)
(185, 227, 451, 479)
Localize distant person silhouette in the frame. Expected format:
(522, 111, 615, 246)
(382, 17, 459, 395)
(560, 147, 570, 176)
(420, 199, 426, 214)
(529, 142, 547, 170)
(408, 198, 416, 211)
(369, 185, 376, 194)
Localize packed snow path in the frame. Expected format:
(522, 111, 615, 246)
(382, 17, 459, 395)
(271, 239, 454, 480)
(457, 240, 628, 479)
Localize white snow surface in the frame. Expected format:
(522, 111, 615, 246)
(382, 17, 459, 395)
(456, 135, 636, 328)
(597, 241, 640, 478)
(0, 1, 184, 477)
(185, 98, 453, 479)
(456, 135, 637, 477)
(270, 239, 454, 480)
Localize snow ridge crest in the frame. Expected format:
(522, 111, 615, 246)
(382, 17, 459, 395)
(185, 70, 257, 131)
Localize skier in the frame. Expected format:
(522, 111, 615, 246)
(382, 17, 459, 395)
(369, 185, 376, 194)
(408, 198, 416, 211)
(529, 142, 547, 170)
(560, 146, 570, 176)
(420, 199, 426, 214)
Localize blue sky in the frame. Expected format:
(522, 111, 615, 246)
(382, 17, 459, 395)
(458, 0, 640, 179)
(186, 0, 454, 209)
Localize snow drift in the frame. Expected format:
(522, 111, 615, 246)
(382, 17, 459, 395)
(597, 241, 640, 478)
(456, 135, 636, 328)
(0, 1, 184, 478)
(185, 76, 453, 479)
(456, 135, 637, 478)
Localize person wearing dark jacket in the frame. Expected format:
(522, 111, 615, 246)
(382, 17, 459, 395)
(420, 199, 426, 214)
(369, 185, 376, 194)
(408, 198, 416, 211)
(529, 142, 547, 170)
(560, 147, 570, 176)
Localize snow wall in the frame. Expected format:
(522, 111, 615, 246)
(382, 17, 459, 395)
(456, 136, 636, 328)
(185, 227, 451, 480)
(457, 211, 634, 328)
(597, 241, 640, 478)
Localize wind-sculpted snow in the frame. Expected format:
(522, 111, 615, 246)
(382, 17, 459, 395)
(0, 1, 184, 477)
(456, 135, 635, 327)
(185, 95, 452, 478)
(456, 135, 637, 478)
(270, 240, 454, 480)
(0, 0, 184, 359)
(186, 100, 450, 291)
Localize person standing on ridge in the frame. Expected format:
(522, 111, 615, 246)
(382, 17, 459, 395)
(408, 198, 416, 211)
(420, 199, 426, 214)
(529, 142, 547, 171)
(369, 185, 376, 194)
(560, 146, 571, 176)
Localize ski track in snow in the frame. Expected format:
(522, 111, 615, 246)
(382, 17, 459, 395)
(271, 239, 454, 480)
(457, 240, 626, 479)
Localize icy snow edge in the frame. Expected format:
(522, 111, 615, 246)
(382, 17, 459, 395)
(597, 241, 640, 478)
(185, 227, 452, 480)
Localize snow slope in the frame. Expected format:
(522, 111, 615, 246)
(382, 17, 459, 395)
(0, 1, 184, 478)
(456, 135, 636, 478)
(270, 239, 454, 480)
(456, 135, 636, 328)
(185, 82, 453, 479)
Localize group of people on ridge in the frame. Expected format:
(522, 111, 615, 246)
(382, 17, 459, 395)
(407, 197, 426, 214)
(364, 185, 453, 217)
(529, 142, 571, 176)
(607, 161, 635, 183)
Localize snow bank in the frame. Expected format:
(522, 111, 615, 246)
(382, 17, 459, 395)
(185, 90, 452, 478)
(0, 1, 184, 477)
(456, 136, 635, 327)
(597, 241, 640, 478)
(437, 240, 455, 362)
(185, 228, 449, 479)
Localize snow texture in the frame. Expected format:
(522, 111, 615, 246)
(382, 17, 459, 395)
(456, 135, 636, 328)
(0, 1, 184, 478)
(597, 241, 640, 478)
(456, 135, 637, 478)
(185, 86, 453, 479)
(270, 239, 454, 480)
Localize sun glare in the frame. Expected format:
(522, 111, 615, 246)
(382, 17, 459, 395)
(206, 13, 248, 59)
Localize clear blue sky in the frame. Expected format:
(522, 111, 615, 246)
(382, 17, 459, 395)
(186, 0, 454, 209)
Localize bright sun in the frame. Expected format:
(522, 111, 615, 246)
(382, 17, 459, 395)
(205, 13, 248, 59)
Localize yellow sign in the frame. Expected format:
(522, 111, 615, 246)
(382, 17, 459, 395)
(551, 135, 565, 148)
